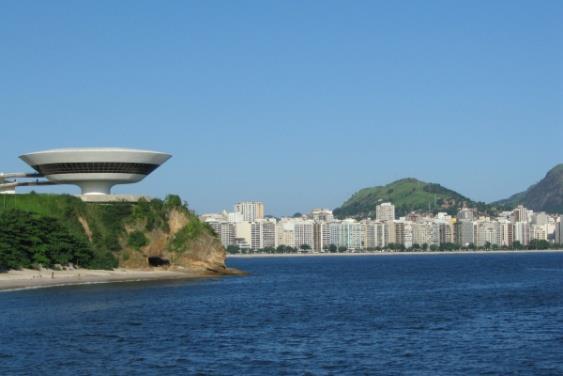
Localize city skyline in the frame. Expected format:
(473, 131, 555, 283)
(203, 200, 563, 252)
(1, 1, 562, 215)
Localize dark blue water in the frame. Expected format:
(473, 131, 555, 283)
(1, 253, 563, 375)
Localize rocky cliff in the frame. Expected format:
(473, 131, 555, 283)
(117, 206, 227, 273)
(0, 193, 235, 274)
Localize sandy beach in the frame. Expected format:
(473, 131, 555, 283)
(0, 267, 217, 292)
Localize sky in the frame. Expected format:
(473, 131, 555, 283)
(1, 1, 562, 216)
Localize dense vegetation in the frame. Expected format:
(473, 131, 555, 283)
(333, 178, 492, 218)
(494, 164, 563, 214)
(168, 219, 213, 253)
(0, 193, 214, 271)
(0, 209, 93, 271)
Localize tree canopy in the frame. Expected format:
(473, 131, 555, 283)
(0, 209, 95, 270)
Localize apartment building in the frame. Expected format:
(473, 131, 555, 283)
(376, 202, 395, 221)
(234, 201, 265, 222)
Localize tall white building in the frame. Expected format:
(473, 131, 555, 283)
(531, 224, 548, 241)
(294, 220, 315, 249)
(499, 219, 514, 247)
(364, 221, 386, 248)
(474, 219, 500, 247)
(513, 222, 530, 246)
(512, 205, 529, 223)
(205, 220, 236, 248)
(412, 221, 433, 246)
(438, 222, 454, 244)
(313, 222, 328, 252)
(250, 219, 276, 250)
(276, 219, 295, 248)
(556, 216, 563, 245)
(394, 220, 413, 248)
(234, 201, 265, 222)
(329, 220, 364, 249)
(376, 202, 395, 221)
(310, 208, 334, 222)
(384, 221, 396, 244)
(456, 220, 475, 246)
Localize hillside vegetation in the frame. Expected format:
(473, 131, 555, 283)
(0, 193, 226, 272)
(333, 178, 488, 218)
(494, 164, 563, 214)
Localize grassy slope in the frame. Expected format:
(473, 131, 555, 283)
(0, 193, 91, 240)
(333, 178, 482, 218)
(0, 193, 129, 241)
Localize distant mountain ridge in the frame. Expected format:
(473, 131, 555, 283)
(494, 164, 563, 214)
(333, 178, 483, 218)
(334, 164, 563, 219)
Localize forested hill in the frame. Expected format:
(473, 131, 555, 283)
(333, 178, 487, 218)
(0, 193, 226, 272)
(494, 164, 563, 214)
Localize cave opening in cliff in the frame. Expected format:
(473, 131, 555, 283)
(147, 256, 170, 267)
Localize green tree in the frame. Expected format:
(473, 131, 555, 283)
(227, 245, 240, 254)
(164, 194, 184, 209)
(0, 209, 94, 270)
(528, 239, 549, 250)
(128, 231, 148, 250)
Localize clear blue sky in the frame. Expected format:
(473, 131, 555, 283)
(1, 1, 561, 216)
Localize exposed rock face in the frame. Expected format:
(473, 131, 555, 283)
(495, 164, 563, 213)
(116, 208, 227, 273)
(169, 231, 226, 273)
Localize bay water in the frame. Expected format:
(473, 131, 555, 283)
(1, 252, 563, 375)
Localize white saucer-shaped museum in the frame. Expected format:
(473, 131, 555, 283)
(19, 148, 171, 195)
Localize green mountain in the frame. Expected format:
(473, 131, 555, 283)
(333, 178, 483, 218)
(0, 193, 228, 272)
(494, 164, 563, 214)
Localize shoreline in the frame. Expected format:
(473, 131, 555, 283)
(0, 267, 223, 293)
(228, 249, 563, 258)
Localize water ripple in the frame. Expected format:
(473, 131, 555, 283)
(1, 253, 563, 375)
